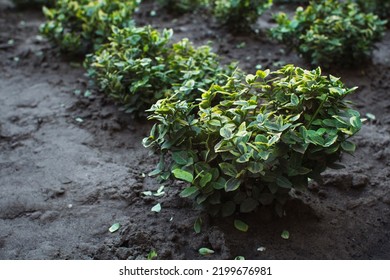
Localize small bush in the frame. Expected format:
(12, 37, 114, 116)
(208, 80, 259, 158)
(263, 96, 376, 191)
(354, 0, 390, 20)
(213, 0, 273, 32)
(143, 65, 361, 217)
(40, 0, 140, 55)
(270, 0, 386, 67)
(86, 25, 237, 116)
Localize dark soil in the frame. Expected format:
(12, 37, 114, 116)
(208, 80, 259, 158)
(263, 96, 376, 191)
(1, 0, 389, 260)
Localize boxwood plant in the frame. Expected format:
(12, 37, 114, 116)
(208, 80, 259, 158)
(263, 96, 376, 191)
(270, 0, 386, 67)
(40, 0, 140, 55)
(143, 65, 361, 217)
(213, 0, 273, 32)
(354, 0, 390, 20)
(86, 25, 237, 116)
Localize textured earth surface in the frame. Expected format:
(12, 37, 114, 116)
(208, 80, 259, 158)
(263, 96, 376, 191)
(0, 0, 389, 259)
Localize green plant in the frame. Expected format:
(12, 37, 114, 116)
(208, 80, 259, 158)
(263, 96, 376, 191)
(157, 0, 210, 13)
(353, 0, 390, 20)
(86, 25, 236, 116)
(213, 0, 273, 32)
(143, 65, 362, 217)
(270, 0, 386, 67)
(40, 0, 140, 55)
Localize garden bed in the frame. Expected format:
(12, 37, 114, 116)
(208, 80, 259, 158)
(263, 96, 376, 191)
(0, 0, 390, 259)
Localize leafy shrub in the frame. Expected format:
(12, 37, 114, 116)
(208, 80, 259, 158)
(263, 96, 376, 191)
(157, 0, 210, 13)
(86, 25, 237, 116)
(40, 0, 140, 55)
(270, 0, 386, 67)
(143, 65, 362, 217)
(213, 0, 273, 32)
(354, 0, 390, 20)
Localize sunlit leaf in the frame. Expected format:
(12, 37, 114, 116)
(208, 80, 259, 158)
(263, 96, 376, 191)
(109, 223, 121, 233)
(281, 230, 290, 240)
(199, 247, 214, 256)
(151, 203, 161, 213)
(172, 169, 193, 182)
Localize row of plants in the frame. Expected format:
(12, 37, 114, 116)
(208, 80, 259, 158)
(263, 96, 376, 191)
(34, 0, 388, 67)
(34, 0, 362, 219)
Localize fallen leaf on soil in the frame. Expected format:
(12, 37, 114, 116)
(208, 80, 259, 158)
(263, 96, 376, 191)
(151, 203, 161, 213)
(109, 223, 121, 233)
(281, 230, 290, 240)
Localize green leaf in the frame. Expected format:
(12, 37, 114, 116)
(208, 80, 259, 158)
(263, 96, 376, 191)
(194, 217, 202, 234)
(256, 69, 270, 79)
(240, 198, 259, 213)
(234, 256, 245, 260)
(276, 176, 292, 189)
(172, 151, 189, 165)
(109, 223, 121, 233)
(219, 162, 238, 177)
(225, 178, 242, 192)
(349, 116, 362, 129)
(341, 141, 356, 153)
(147, 250, 158, 260)
(211, 177, 226, 190)
(247, 162, 263, 173)
(306, 130, 324, 146)
(234, 219, 249, 232)
(180, 186, 199, 197)
(290, 93, 299, 106)
(237, 153, 251, 163)
(281, 230, 290, 240)
(366, 113, 376, 121)
(148, 168, 162, 177)
(151, 203, 161, 213)
(245, 74, 257, 84)
(199, 247, 214, 256)
(172, 169, 193, 182)
(200, 173, 213, 187)
(220, 126, 233, 140)
(142, 191, 153, 196)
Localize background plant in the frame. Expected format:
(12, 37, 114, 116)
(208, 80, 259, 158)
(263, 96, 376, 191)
(86, 25, 237, 116)
(269, 0, 386, 67)
(353, 0, 390, 20)
(143, 65, 361, 217)
(40, 0, 140, 55)
(157, 0, 210, 13)
(213, 0, 273, 32)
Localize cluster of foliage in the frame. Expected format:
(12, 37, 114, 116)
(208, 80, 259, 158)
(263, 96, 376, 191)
(12, 0, 54, 8)
(270, 0, 386, 67)
(143, 65, 362, 216)
(157, 0, 209, 13)
(40, 0, 140, 55)
(86, 25, 237, 116)
(213, 0, 273, 32)
(354, 0, 390, 20)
